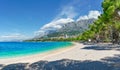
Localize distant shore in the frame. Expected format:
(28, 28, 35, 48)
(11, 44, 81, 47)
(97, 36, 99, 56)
(0, 42, 120, 65)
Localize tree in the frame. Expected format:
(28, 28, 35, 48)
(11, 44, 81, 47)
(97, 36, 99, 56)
(80, 0, 120, 44)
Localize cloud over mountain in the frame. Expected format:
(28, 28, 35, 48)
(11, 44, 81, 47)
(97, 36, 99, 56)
(35, 18, 74, 36)
(35, 10, 101, 37)
(77, 10, 101, 21)
(35, 0, 101, 37)
(41, 18, 74, 30)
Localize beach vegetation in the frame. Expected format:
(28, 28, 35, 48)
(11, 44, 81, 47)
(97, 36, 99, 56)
(80, 0, 120, 44)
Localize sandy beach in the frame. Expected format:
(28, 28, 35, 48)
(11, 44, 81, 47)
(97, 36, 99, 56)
(0, 42, 120, 65)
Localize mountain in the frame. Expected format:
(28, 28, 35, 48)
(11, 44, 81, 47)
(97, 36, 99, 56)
(26, 18, 96, 41)
(42, 18, 96, 38)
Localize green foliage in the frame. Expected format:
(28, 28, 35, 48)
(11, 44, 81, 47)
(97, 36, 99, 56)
(80, 0, 120, 43)
(115, 0, 120, 9)
(106, 5, 115, 16)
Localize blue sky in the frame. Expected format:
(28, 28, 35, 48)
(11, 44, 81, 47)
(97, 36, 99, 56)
(0, 0, 103, 41)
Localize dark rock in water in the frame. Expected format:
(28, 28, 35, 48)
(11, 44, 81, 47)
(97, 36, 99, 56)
(1, 63, 28, 70)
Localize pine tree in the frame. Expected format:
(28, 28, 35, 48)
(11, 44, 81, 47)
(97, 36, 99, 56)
(80, 0, 120, 44)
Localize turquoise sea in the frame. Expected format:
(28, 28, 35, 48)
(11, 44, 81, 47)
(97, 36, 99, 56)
(0, 42, 72, 58)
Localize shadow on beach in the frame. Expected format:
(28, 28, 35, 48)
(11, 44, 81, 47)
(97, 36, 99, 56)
(0, 60, 111, 70)
(1, 43, 120, 70)
(1, 55, 120, 70)
(82, 43, 120, 50)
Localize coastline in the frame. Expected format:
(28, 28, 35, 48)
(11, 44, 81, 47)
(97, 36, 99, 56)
(0, 42, 75, 65)
(0, 42, 120, 65)
(0, 42, 73, 59)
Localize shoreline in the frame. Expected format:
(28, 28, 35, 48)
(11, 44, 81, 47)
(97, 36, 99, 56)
(0, 42, 120, 65)
(0, 42, 73, 59)
(0, 42, 75, 65)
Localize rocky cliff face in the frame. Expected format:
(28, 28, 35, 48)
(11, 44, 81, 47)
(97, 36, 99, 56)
(42, 18, 96, 38)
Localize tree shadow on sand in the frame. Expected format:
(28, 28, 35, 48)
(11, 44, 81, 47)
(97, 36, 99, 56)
(102, 54, 120, 63)
(1, 56, 120, 70)
(101, 54, 120, 70)
(1, 63, 28, 70)
(82, 44, 120, 50)
(1, 60, 111, 70)
(0, 64, 4, 69)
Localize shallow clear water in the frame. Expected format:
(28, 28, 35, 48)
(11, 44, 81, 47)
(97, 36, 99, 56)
(0, 42, 72, 58)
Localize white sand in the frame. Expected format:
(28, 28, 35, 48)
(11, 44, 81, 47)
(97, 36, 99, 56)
(0, 42, 120, 65)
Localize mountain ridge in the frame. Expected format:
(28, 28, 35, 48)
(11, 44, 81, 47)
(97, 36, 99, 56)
(35, 18, 96, 39)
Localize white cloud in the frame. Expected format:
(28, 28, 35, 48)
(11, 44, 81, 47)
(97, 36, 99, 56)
(54, 0, 81, 20)
(35, 10, 101, 37)
(35, 0, 101, 37)
(77, 10, 101, 21)
(41, 18, 74, 30)
(35, 0, 79, 37)
(0, 33, 28, 41)
(57, 6, 77, 19)
(35, 18, 74, 37)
